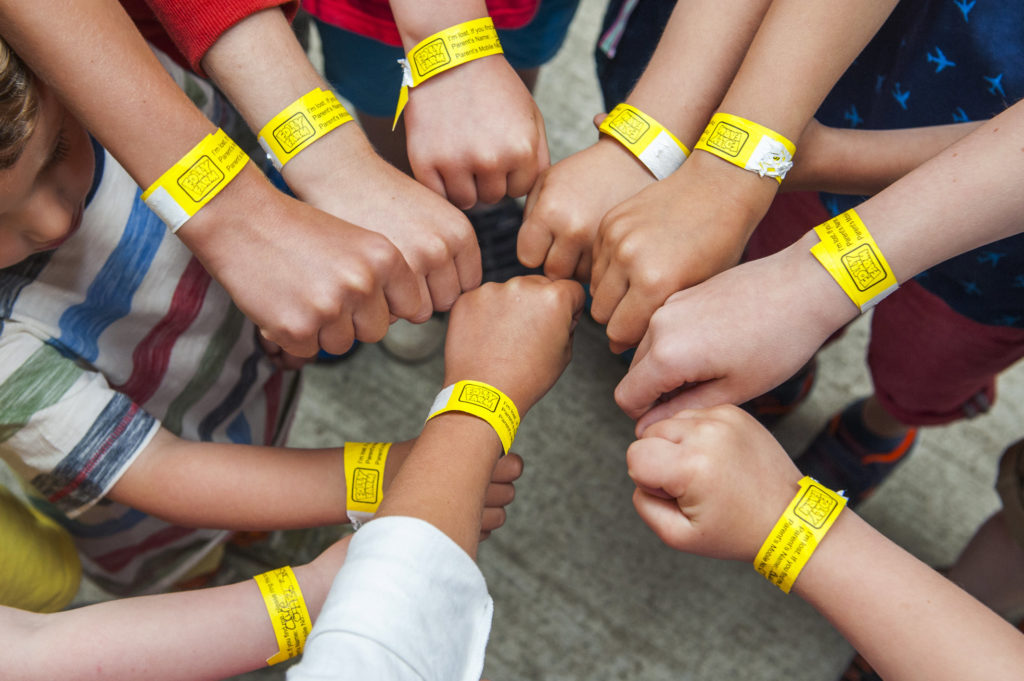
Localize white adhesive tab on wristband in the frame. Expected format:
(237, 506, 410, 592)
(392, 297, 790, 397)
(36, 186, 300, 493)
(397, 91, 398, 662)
(599, 103, 689, 180)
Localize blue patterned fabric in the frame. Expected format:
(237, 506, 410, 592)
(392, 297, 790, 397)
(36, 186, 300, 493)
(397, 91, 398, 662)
(817, 0, 1024, 327)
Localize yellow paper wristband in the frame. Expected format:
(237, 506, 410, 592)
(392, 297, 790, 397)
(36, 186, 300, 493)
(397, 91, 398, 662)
(810, 208, 899, 312)
(258, 88, 353, 170)
(426, 380, 519, 455)
(343, 441, 391, 529)
(754, 477, 847, 593)
(599, 103, 689, 180)
(253, 566, 313, 665)
(694, 112, 795, 183)
(141, 128, 249, 232)
(393, 17, 504, 129)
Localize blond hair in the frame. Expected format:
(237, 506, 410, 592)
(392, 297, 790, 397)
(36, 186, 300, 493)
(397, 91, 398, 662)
(0, 38, 38, 170)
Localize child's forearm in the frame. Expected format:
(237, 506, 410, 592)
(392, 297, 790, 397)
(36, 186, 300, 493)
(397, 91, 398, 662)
(622, 0, 771, 147)
(374, 413, 503, 559)
(108, 428, 412, 530)
(852, 100, 1024, 282)
(785, 121, 984, 195)
(719, 0, 897, 142)
(3, 549, 343, 681)
(0, 0, 216, 187)
(389, 0, 491, 47)
(794, 510, 1024, 681)
(200, 7, 330, 133)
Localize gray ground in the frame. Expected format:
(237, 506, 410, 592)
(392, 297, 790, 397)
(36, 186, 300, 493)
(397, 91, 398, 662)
(62, 2, 1024, 679)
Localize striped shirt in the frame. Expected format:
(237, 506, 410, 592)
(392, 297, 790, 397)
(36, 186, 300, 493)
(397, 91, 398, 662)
(0, 56, 297, 595)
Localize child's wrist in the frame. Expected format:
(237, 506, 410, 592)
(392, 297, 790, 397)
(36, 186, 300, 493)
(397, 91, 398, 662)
(431, 378, 524, 454)
(442, 373, 532, 416)
(685, 151, 780, 216)
(782, 232, 862, 328)
(174, 164, 276, 255)
(278, 122, 375, 203)
(753, 476, 848, 593)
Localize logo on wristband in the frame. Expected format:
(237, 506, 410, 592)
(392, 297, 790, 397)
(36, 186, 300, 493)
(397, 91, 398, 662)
(609, 108, 650, 144)
(177, 156, 225, 201)
(351, 468, 381, 504)
(414, 39, 452, 76)
(842, 245, 889, 291)
(793, 482, 842, 529)
(458, 383, 500, 411)
(704, 121, 748, 157)
(273, 113, 316, 154)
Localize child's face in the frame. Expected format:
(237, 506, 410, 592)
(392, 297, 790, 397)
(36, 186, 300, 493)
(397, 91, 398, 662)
(0, 84, 94, 268)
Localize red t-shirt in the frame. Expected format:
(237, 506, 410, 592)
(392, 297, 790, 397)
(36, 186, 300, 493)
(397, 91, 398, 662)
(120, 0, 299, 75)
(303, 0, 541, 47)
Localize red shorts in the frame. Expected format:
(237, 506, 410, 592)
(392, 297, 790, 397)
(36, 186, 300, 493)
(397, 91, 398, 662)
(746, 192, 1024, 426)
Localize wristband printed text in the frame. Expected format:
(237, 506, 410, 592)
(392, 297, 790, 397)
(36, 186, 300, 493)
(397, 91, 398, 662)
(426, 380, 519, 455)
(253, 566, 312, 665)
(599, 103, 689, 180)
(258, 88, 353, 170)
(393, 17, 504, 129)
(141, 128, 248, 232)
(810, 208, 899, 311)
(754, 476, 847, 593)
(343, 441, 391, 529)
(694, 112, 794, 182)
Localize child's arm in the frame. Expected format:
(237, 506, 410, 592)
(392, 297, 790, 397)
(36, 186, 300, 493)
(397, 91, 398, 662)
(626, 405, 1024, 681)
(200, 7, 481, 313)
(615, 99, 1024, 428)
(107, 433, 523, 535)
(387, 0, 548, 209)
(2, 534, 351, 681)
(375, 275, 584, 556)
(784, 119, 984, 195)
(288, 276, 584, 679)
(0, 0, 426, 357)
(517, 0, 771, 283)
(588, 0, 899, 352)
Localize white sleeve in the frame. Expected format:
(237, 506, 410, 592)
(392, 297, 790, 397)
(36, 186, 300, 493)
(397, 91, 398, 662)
(287, 516, 493, 681)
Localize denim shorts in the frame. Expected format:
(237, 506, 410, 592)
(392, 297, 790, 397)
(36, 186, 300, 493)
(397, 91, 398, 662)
(314, 0, 580, 117)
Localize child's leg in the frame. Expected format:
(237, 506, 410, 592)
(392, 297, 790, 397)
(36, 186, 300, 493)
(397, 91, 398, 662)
(799, 281, 1024, 504)
(948, 439, 1024, 619)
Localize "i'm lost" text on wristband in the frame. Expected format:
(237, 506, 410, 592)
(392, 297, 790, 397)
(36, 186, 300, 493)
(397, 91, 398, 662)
(343, 441, 391, 529)
(810, 208, 899, 311)
(393, 17, 504, 129)
(258, 88, 353, 170)
(754, 477, 847, 593)
(142, 128, 248, 232)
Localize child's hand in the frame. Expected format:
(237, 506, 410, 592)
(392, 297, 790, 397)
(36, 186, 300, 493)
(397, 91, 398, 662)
(613, 236, 857, 431)
(517, 135, 656, 281)
(627, 405, 802, 561)
(480, 451, 524, 540)
(403, 55, 549, 209)
(589, 153, 777, 352)
(443, 276, 585, 413)
(180, 175, 425, 358)
(283, 125, 482, 313)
